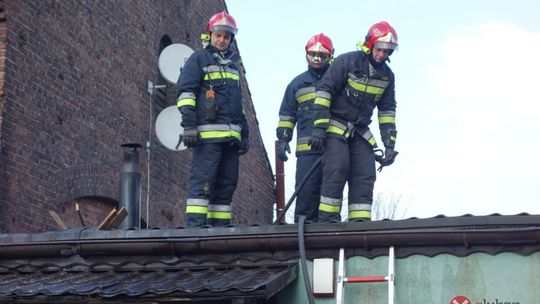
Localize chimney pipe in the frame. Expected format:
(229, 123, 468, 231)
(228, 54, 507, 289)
(119, 143, 142, 229)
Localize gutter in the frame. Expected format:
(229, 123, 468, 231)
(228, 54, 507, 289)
(1, 225, 539, 259)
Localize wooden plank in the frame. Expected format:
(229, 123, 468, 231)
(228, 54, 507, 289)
(103, 207, 128, 230)
(48, 210, 68, 230)
(75, 202, 85, 227)
(97, 208, 118, 230)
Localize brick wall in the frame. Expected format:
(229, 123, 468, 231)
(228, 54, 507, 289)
(0, 6, 4, 163)
(0, 0, 275, 233)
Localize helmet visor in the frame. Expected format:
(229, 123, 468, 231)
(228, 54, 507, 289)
(307, 52, 330, 64)
(210, 25, 237, 35)
(373, 42, 397, 50)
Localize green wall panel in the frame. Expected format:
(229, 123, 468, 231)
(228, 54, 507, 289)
(276, 252, 539, 304)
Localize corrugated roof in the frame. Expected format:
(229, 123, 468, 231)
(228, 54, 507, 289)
(0, 258, 297, 301)
(1, 213, 540, 302)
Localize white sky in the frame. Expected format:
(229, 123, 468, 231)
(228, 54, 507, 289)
(226, 0, 540, 220)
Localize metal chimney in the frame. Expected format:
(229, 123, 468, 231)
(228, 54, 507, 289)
(119, 143, 142, 229)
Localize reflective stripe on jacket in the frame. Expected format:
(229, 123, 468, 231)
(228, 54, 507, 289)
(197, 124, 242, 142)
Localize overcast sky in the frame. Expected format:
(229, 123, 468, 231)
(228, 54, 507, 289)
(225, 0, 540, 220)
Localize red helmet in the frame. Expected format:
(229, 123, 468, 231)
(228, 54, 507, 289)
(207, 11, 237, 35)
(364, 21, 398, 51)
(305, 33, 334, 55)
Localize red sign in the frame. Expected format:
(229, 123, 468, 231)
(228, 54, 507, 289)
(450, 296, 472, 304)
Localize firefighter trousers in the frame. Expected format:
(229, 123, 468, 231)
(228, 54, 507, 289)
(294, 153, 323, 223)
(185, 141, 239, 228)
(318, 135, 376, 222)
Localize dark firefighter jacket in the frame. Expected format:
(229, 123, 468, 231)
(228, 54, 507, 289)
(277, 65, 329, 155)
(177, 45, 248, 143)
(312, 49, 397, 149)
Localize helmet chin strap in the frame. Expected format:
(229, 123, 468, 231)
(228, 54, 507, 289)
(308, 62, 330, 73)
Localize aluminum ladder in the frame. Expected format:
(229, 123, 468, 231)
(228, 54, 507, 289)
(336, 246, 395, 304)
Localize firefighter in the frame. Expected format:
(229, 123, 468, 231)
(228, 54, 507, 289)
(177, 11, 249, 228)
(276, 33, 334, 223)
(309, 21, 399, 222)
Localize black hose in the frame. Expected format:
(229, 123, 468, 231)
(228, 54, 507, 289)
(298, 215, 316, 304)
(273, 155, 323, 224)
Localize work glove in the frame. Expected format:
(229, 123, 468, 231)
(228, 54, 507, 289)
(383, 148, 397, 166)
(375, 147, 399, 172)
(308, 128, 327, 151)
(238, 138, 249, 155)
(204, 88, 217, 121)
(277, 140, 291, 161)
(179, 127, 198, 148)
(374, 149, 384, 164)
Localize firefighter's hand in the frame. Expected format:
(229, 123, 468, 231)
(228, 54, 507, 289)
(238, 138, 249, 155)
(383, 148, 398, 166)
(277, 140, 290, 161)
(308, 128, 326, 151)
(179, 128, 198, 148)
(374, 149, 384, 164)
(375, 148, 398, 172)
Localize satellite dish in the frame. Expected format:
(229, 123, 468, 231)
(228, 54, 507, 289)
(155, 106, 186, 151)
(158, 43, 194, 85)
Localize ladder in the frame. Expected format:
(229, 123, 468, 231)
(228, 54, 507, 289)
(336, 246, 395, 304)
